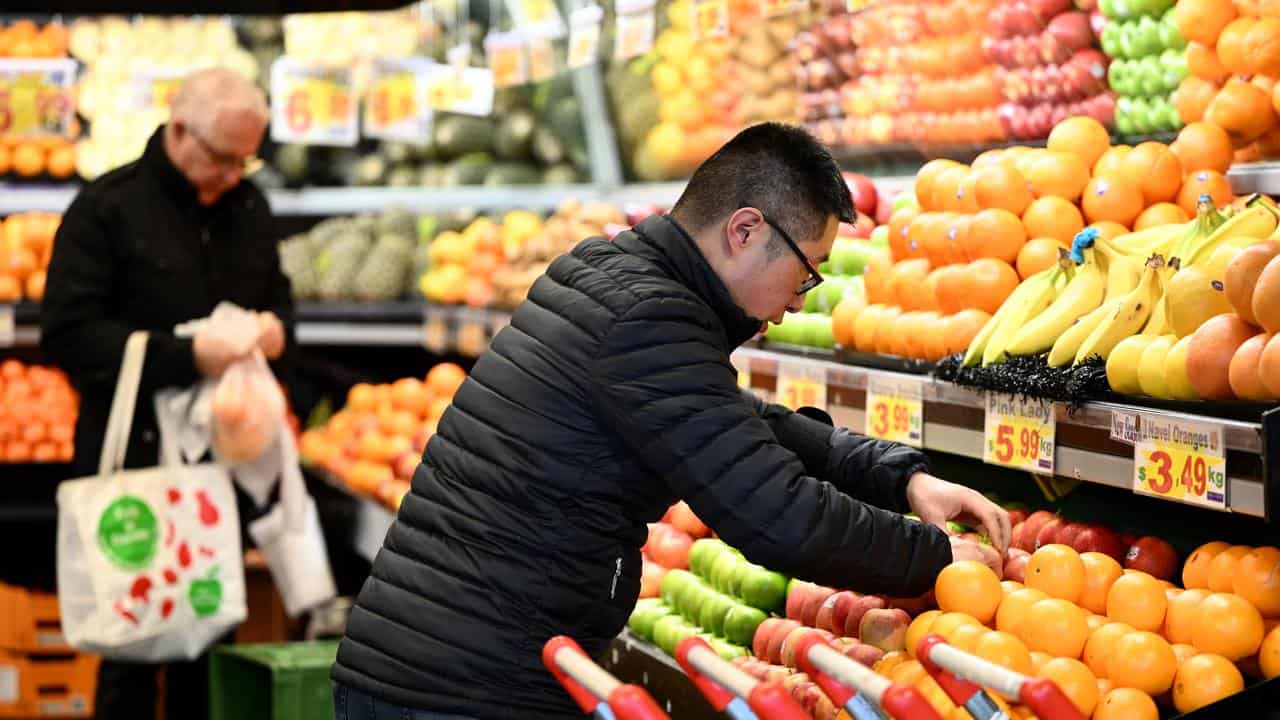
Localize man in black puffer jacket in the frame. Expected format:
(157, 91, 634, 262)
(332, 124, 1010, 719)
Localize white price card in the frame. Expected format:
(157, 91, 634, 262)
(506, 0, 568, 39)
(614, 0, 656, 61)
(269, 57, 358, 146)
(127, 65, 189, 116)
(0, 59, 78, 137)
(865, 374, 924, 447)
(1133, 415, 1227, 512)
(424, 64, 495, 117)
(568, 5, 604, 68)
(776, 362, 826, 411)
(983, 392, 1056, 475)
(1110, 410, 1139, 445)
(363, 57, 433, 143)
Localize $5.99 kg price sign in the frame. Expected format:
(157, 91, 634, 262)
(269, 58, 358, 146)
(1133, 415, 1227, 511)
(0, 59, 77, 137)
(984, 392, 1056, 475)
(775, 362, 826, 412)
(865, 374, 923, 447)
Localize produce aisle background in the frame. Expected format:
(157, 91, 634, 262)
(0, 0, 1279, 718)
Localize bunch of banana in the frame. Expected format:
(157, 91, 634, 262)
(1052, 254, 1164, 365)
(963, 261, 1068, 367)
(1003, 235, 1106, 358)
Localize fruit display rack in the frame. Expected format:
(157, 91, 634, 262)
(1227, 162, 1280, 197)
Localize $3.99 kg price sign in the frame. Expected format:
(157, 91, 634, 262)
(865, 374, 923, 447)
(269, 58, 358, 146)
(984, 392, 1056, 475)
(0, 59, 77, 137)
(1133, 415, 1227, 511)
(775, 362, 826, 412)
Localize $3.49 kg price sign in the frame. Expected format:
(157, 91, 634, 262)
(0, 59, 77, 137)
(984, 392, 1056, 475)
(1133, 415, 1227, 511)
(269, 58, 358, 146)
(865, 374, 923, 447)
(775, 362, 826, 412)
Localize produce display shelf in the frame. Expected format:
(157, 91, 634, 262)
(1226, 161, 1280, 195)
(733, 346, 1275, 520)
(306, 467, 394, 564)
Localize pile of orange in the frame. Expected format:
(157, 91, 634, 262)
(832, 115, 1243, 361)
(299, 362, 468, 511)
(0, 20, 67, 57)
(0, 360, 76, 463)
(1174, 0, 1280, 162)
(0, 136, 77, 181)
(0, 212, 59, 302)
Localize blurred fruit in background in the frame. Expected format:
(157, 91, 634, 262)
(0, 360, 76, 464)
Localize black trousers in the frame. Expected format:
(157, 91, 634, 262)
(93, 643, 224, 720)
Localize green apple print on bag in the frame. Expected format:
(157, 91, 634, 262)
(97, 496, 159, 570)
(188, 568, 223, 617)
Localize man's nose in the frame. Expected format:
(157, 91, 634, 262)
(786, 294, 806, 313)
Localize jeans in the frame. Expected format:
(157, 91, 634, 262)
(332, 683, 478, 720)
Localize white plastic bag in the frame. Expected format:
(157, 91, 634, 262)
(57, 332, 247, 662)
(211, 352, 284, 464)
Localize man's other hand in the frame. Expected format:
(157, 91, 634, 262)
(193, 331, 239, 378)
(949, 536, 1004, 577)
(907, 472, 1012, 553)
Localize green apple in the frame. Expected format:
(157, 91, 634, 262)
(1098, 0, 1117, 19)
(803, 288, 821, 313)
(1115, 97, 1138, 135)
(628, 600, 673, 640)
(815, 277, 848, 314)
(727, 560, 755, 598)
(1136, 56, 1164, 96)
(891, 193, 918, 214)
(698, 593, 737, 637)
(1159, 13, 1185, 51)
(711, 638, 750, 661)
(679, 579, 714, 620)
(652, 614, 685, 654)
(1100, 23, 1125, 59)
(1108, 59, 1132, 96)
(1131, 96, 1158, 134)
(832, 240, 874, 276)
(722, 605, 768, 646)
(708, 551, 741, 594)
(869, 225, 889, 248)
(689, 538, 728, 579)
(1160, 49, 1188, 89)
(660, 569, 694, 608)
(1134, 16, 1162, 57)
(740, 567, 788, 614)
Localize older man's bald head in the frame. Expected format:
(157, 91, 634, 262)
(162, 67, 269, 206)
(170, 67, 268, 136)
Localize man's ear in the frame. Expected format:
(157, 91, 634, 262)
(724, 208, 765, 257)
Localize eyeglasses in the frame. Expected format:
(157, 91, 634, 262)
(185, 124, 263, 175)
(758, 210, 824, 295)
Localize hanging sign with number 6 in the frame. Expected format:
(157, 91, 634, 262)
(269, 57, 357, 146)
(1133, 415, 1227, 511)
(983, 392, 1055, 475)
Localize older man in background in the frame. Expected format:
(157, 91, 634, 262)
(42, 68, 294, 720)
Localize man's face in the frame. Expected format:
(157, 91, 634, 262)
(171, 109, 265, 206)
(721, 209, 837, 328)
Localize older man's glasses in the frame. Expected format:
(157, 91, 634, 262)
(187, 125, 263, 175)
(758, 211, 824, 295)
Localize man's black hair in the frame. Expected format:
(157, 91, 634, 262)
(670, 122, 856, 247)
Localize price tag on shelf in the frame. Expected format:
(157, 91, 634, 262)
(775, 362, 826, 411)
(1133, 415, 1227, 511)
(0, 305, 14, 348)
(424, 64, 495, 117)
(506, 0, 568, 38)
(269, 58, 357, 146)
(128, 65, 189, 115)
(0, 59, 77, 137)
(614, 0, 656, 61)
(455, 309, 489, 357)
(983, 392, 1056, 475)
(363, 57, 432, 143)
(527, 36, 556, 82)
(865, 374, 924, 447)
(760, 0, 807, 18)
(1110, 410, 1139, 445)
(485, 32, 528, 88)
(692, 0, 729, 39)
(421, 307, 451, 355)
(568, 5, 603, 68)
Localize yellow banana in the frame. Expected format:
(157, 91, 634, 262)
(1102, 253, 1142, 301)
(982, 265, 1065, 366)
(1182, 200, 1278, 267)
(963, 286, 1020, 367)
(1100, 221, 1188, 260)
(1141, 260, 1176, 335)
(1048, 300, 1114, 367)
(1074, 255, 1164, 364)
(1004, 247, 1105, 357)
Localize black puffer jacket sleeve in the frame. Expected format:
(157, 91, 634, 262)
(739, 390, 930, 513)
(590, 298, 951, 597)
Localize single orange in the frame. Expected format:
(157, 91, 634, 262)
(930, 612, 983, 644)
(1087, 221, 1130, 242)
(889, 207, 921, 262)
(974, 630, 1033, 674)
(916, 159, 964, 212)
(1109, 631, 1177, 695)
(972, 163, 1033, 215)
(1016, 237, 1067, 280)
(964, 208, 1027, 264)
(1174, 0, 1239, 46)
(936, 560, 1004, 624)
(996, 587, 1050, 635)
(944, 309, 992, 356)
(1021, 598, 1089, 659)
(905, 610, 942, 658)
(1120, 142, 1184, 205)
(1173, 121, 1234, 175)
(1260, 624, 1280, 679)
(1217, 17, 1256, 76)
(1092, 688, 1159, 720)
(1022, 196, 1085, 246)
(1084, 622, 1135, 678)
(1173, 653, 1245, 713)
(1232, 546, 1280, 617)
(1187, 41, 1230, 83)
(1093, 145, 1131, 178)
(1207, 546, 1254, 592)
(1037, 658, 1099, 717)
(1193, 592, 1265, 660)
(1047, 116, 1111, 171)
(1174, 76, 1221, 124)
(1165, 589, 1212, 645)
(831, 296, 867, 349)
(1082, 176, 1145, 227)
(1106, 571, 1169, 633)
(1183, 541, 1233, 588)
(1026, 544, 1086, 604)
(948, 623, 986, 654)
(965, 259, 1021, 315)
(426, 362, 467, 398)
(1079, 552, 1124, 615)
(1025, 150, 1091, 201)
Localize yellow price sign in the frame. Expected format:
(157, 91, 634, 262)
(865, 375, 923, 447)
(0, 59, 77, 137)
(1133, 416, 1227, 511)
(528, 38, 556, 82)
(367, 72, 416, 130)
(692, 0, 729, 39)
(270, 58, 357, 146)
(424, 65, 495, 116)
(983, 392, 1055, 475)
(486, 33, 528, 88)
(761, 0, 805, 18)
(519, 0, 556, 24)
(776, 362, 826, 411)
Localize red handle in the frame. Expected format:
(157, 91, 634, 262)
(916, 634, 1086, 720)
(916, 636, 988, 710)
(792, 633, 854, 707)
(543, 636, 601, 713)
(607, 685, 671, 720)
(880, 685, 946, 720)
(674, 636, 737, 711)
(1019, 677, 1088, 720)
(746, 682, 813, 720)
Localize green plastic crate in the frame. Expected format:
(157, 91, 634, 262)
(209, 641, 338, 720)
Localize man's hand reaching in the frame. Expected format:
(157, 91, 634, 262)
(907, 472, 1012, 553)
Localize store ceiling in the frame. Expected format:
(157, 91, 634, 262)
(6, 0, 412, 13)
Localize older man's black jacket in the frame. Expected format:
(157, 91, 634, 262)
(332, 215, 950, 718)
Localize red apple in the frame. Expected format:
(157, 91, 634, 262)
(1035, 517, 1065, 551)
(639, 560, 667, 598)
(875, 190, 898, 224)
(1029, 0, 1073, 22)
(646, 524, 693, 569)
(843, 172, 878, 218)
(764, 619, 803, 665)
(754, 617, 787, 660)
(814, 592, 841, 633)
(1119, 533, 1139, 548)
(786, 581, 816, 621)
(1073, 525, 1127, 563)
(1047, 11, 1094, 52)
(1057, 522, 1086, 549)
(828, 591, 861, 635)
(1021, 511, 1057, 545)
(1007, 509, 1029, 527)
(667, 501, 711, 539)
(843, 595, 888, 638)
(1124, 537, 1179, 581)
(1004, 548, 1031, 583)
(781, 627, 834, 668)
(801, 587, 838, 628)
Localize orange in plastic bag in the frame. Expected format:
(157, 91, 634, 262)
(211, 353, 283, 463)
